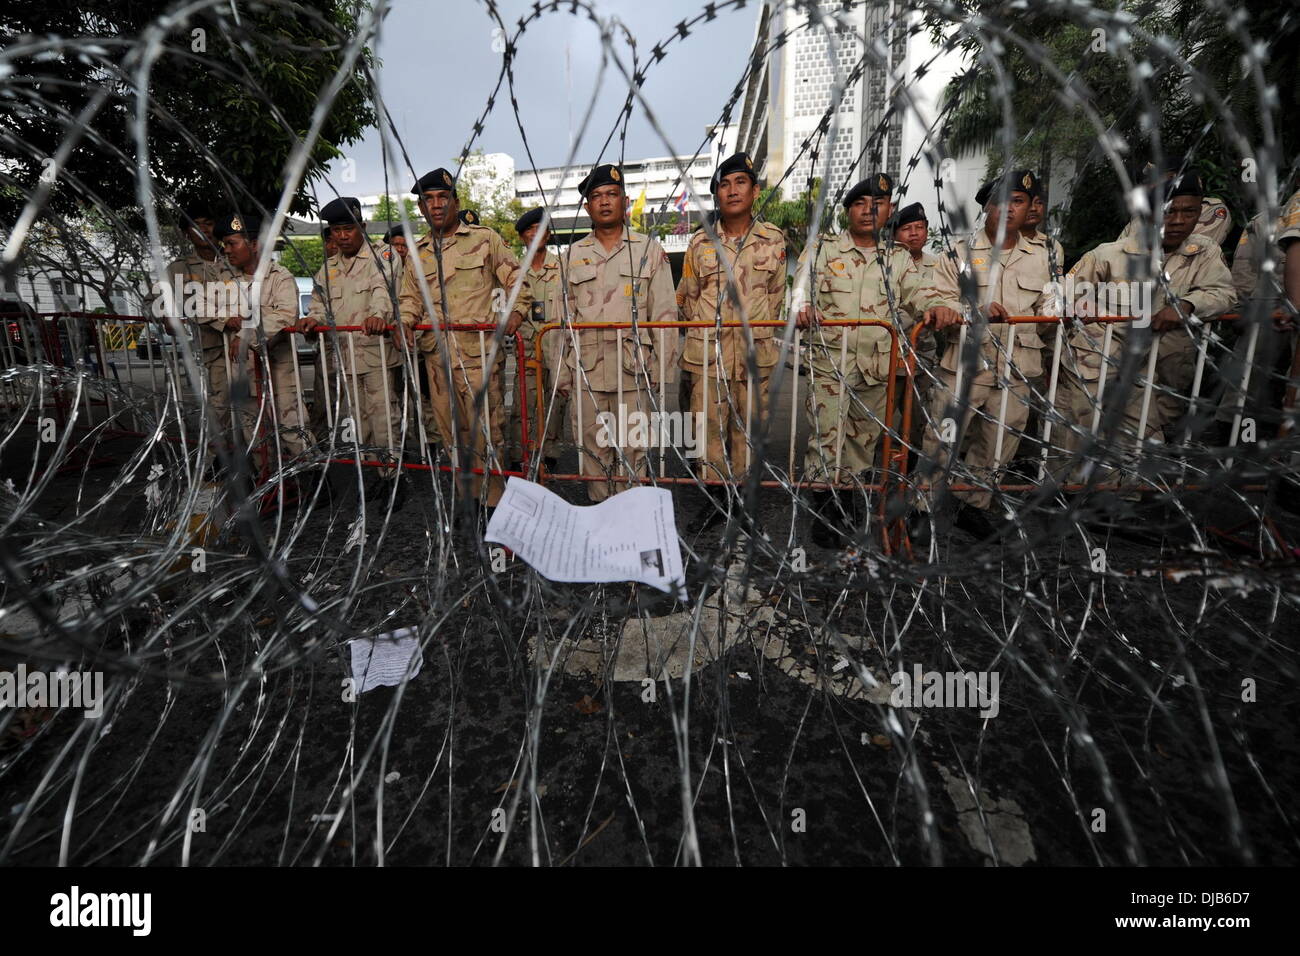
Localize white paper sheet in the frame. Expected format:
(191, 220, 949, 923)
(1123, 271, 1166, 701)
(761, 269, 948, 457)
(349, 627, 423, 692)
(485, 478, 687, 599)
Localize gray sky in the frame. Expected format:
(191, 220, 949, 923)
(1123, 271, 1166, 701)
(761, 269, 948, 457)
(327, 0, 756, 195)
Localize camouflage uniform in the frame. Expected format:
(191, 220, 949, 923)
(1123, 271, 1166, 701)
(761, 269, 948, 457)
(919, 231, 1052, 510)
(512, 250, 566, 462)
(1214, 189, 1300, 429)
(306, 243, 401, 466)
(233, 262, 312, 458)
(801, 234, 947, 483)
(557, 228, 677, 501)
(677, 219, 787, 479)
(1051, 233, 1235, 479)
(157, 251, 236, 433)
(399, 222, 530, 506)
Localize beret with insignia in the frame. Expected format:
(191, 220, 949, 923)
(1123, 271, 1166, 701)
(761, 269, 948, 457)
(382, 226, 403, 243)
(1166, 171, 1205, 199)
(578, 164, 624, 197)
(214, 212, 261, 241)
(320, 196, 363, 226)
(975, 169, 1037, 206)
(178, 197, 215, 224)
(515, 206, 545, 235)
(458, 209, 480, 226)
(842, 172, 893, 208)
(412, 167, 456, 196)
(710, 152, 759, 192)
(892, 202, 927, 228)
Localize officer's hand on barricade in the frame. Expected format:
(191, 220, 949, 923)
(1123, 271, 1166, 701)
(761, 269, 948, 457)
(1273, 311, 1295, 333)
(294, 316, 318, 336)
(925, 306, 962, 330)
(505, 310, 524, 336)
(1151, 303, 1187, 331)
(986, 301, 1010, 322)
(795, 303, 816, 329)
(224, 316, 243, 332)
(363, 315, 387, 336)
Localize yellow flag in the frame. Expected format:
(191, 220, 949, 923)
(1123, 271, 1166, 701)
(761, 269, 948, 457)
(630, 188, 647, 231)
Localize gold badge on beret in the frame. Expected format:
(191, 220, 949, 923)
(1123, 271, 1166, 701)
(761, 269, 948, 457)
(230, 215, 243, 232)
(745, 156, 753, 169)
(610, 168, 621, 182)
(442, 171, 453, 187)
(878, 174, 889, 192)
(1022, 173, 1033, 190)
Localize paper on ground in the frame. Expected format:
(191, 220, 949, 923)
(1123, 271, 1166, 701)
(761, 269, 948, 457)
(349, 627, 423, 693)
(485, 478, 687, 599)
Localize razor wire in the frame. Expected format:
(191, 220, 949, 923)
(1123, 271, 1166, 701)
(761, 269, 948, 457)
(0, 0, 1298, 867)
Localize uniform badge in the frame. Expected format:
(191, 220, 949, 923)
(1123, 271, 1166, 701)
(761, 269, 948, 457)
(610, 168, 621, 182)
(1212, 207, 1227, 220)
(877, 174, 888, 192)
(1021, 173, 1033, 190)
(1185, 243, 1200, 253)
(972, 257, 986, 266)
(441, 170, 453, 187)
(230, 215, 243, 232)
(745, 156, 753, 169)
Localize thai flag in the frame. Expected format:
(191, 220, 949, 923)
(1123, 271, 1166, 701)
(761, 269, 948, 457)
(674, 190, 688, 213)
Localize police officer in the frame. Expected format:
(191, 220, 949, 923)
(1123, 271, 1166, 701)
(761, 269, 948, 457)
(1051, 172, 1237, 485)
(216, 212, 311, 459)
(677, 152, 786, 505)
(555, 163, 677, 502)
(1211, 186, 1300, 445)
(1119, 154, 1233, 247)
(918, 170, 1051, 538)
(158, 199, 236, 460)
(512, 206, 565, 471)
(296, 197, 402, 480)
(797, 174, 957, 547)
(398, 168, 530, 510)
(892, 202, 936, 274)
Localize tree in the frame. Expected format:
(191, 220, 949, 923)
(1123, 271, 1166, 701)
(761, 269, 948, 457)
(0, 0, 377, 226)
(371, 195, 421, 228)
(755, 180, 829, 257)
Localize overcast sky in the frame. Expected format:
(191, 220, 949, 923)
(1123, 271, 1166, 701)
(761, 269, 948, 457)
(327, 0, 756, 195)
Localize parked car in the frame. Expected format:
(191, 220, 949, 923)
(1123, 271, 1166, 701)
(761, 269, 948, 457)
(135, 324, 178, 360)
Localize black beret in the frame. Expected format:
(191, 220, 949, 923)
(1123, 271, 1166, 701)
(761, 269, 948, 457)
(458, 209, 480, 226)
(975, 169, 1038, 206)
(710, 152, 757, 192)
(1166, 171, 1205, 199)
(843, 172, 893, 208)
(382, 226, 406, 243)
(412, 167, 456, 195)
(578, 164, 624, 197)
(320, 196, 363, 226)
(515, 206, 545, 235)
(178, 198, 215, 224)
(214, 212, 261, 241)
(893, 202, 927, 228)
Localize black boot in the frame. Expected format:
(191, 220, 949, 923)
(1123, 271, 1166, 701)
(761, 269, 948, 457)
(809, 490, 845, 549)
(953, 502, 999, 540)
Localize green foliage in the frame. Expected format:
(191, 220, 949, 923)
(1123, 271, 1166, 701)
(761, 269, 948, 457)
(372, 195, 420, 227)
(755, 179, 830, 255)
(456, 150, 526, 253)
(0, 0, 378, 224)
(280, 237, 325, 279)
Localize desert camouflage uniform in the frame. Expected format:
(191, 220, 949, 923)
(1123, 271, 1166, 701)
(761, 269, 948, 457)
(1214, 189, 1300, 429)
(306, 243, 401, 468)
(557, 228, 677, 501)
(232, 261, 312, 459)
(801, 233, 948, 483)
(512, 250, 566, 462)
(677, 219, 787, 479)
(919, 231, 1052, 509)
(1051, 232, 1235, 480)
(159, 252, 236, 432)
(399, 222, 531, 506)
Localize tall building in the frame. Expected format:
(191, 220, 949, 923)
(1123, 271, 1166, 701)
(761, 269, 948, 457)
(736, 0, 987, 227)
